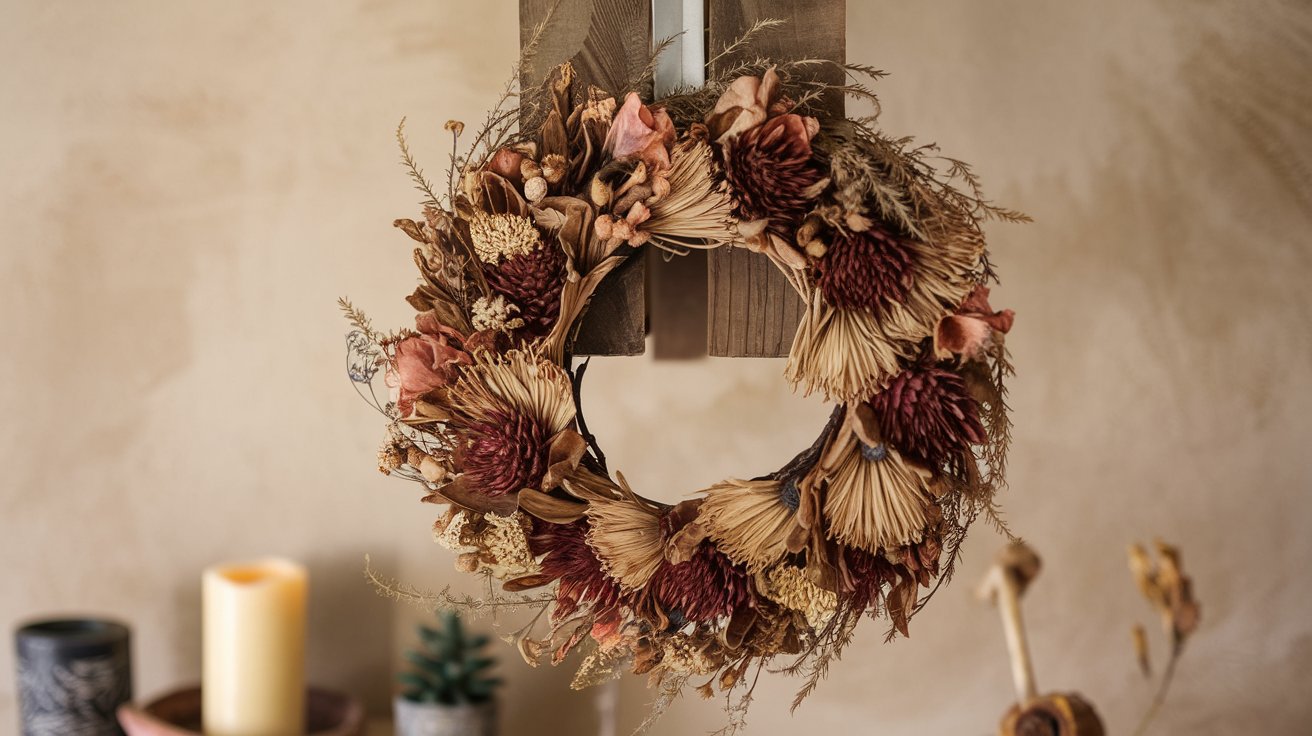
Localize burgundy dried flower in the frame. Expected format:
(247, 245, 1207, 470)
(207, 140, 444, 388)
(839, 546, 898, 613)
(722, 114, 824, 233)
(650, 543, 753, 623)
(531, 519, 624, 620)
(868, 365, 985, 475)
(484, 239, 565, 339)
(816, 226, 916, 314)
(459, 410, 550, 497)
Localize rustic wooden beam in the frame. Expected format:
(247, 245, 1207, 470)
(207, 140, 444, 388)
(520, 0, 651, 356)
(707, 0, 846, 357)
(648, 0, 710, 359)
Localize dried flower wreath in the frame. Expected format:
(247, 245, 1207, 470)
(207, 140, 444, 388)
(344, 24, 1025, 731)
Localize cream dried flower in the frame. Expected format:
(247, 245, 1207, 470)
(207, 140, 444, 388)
(759, 565, 836, 629)
(660, 636, 717, 676)
(468, 213, 541, 264)
(471, 294, 526, 332)
(480, 512, 539, 578)
(434, 510, 539, 579)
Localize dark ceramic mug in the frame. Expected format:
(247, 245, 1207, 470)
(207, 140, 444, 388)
(15, 618, 132, 736)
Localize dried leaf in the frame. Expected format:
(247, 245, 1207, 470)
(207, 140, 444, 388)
(437, 476, 518, 516)
(503, 573, 555, 593)
(518, 487, 587, 523)
(540, 429, 588, 491)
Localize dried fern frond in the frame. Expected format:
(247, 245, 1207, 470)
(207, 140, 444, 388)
(364, 555, 553, 616)
(397, 118, 443, 209)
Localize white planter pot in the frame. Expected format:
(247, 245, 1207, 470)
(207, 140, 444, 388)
(393, 696, 497, 736)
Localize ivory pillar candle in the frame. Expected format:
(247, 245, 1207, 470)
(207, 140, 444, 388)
(202, 558, 307, 736)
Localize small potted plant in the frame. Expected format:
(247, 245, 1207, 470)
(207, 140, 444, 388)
(394, 610, 500, 736)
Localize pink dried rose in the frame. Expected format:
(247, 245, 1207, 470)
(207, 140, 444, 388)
(705, 66, 790, 142)
(934, 285, 1015, 360)
(385, 314, 472, 416)
(603, 92, 675, 172)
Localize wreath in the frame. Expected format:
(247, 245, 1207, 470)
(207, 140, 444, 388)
(343, 41, 1023, 725)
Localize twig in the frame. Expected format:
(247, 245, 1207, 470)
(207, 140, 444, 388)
(1132, 639, 1184, 736)
(569, 356, 608, 473)
(766, 403, 845, 482)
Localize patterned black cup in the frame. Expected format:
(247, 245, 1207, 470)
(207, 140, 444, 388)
(14, 618, 132, 736)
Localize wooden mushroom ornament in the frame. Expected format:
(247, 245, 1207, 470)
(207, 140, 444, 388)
(978, 542, 1106, 736)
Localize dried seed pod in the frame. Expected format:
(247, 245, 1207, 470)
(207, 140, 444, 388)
(520, 158, 543, 181)
(540, 153, 566, 184)
(590, 175, 613, 207)
(524, 176, 548, 203)
(455, 552, 481, 573)
(649, 174, 671, 201)
(797, 216, 827, 258)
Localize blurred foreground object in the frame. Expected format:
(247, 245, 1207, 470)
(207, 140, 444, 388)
(394, 610, 500, 736)
(977, 542, 1106, 736)
(202, 558, 308, 735)
(1127, 540, 1200, 736)
(15, 618, 132, 736)
(116, 686, 363, 736)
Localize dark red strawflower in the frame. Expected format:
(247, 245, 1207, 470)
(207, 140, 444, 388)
(722, 114, 824, 233)
(868, 365, 986, 475)
(650, 543, 753, 623)
(484, 240, 565, 339)
(816, 226, 916, 314)
(460, 410, 549, 497)
(530, 519, 623, 620)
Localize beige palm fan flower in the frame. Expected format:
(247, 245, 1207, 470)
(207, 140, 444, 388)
(698, 478, 802, 574)
(583, 490, 667, 590)
(817, 405, 941, 553)
(642, 138, 737, 254)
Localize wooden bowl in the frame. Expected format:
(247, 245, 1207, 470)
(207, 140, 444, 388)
(117, 685, 364, 736)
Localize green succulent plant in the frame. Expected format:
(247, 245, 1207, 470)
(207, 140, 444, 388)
(398, 610, 501, 705)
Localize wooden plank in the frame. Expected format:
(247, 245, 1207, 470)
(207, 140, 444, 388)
(520, 0, 651, 356)
(649, 0, 709, 359)
(707, 0, 846, 357)
(650, 248, 708, 359)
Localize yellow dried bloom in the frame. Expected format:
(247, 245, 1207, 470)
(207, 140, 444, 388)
(468, 213, 541, 264)
(759, 565, 837, 629)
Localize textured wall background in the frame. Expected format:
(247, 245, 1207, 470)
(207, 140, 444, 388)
(3, 0, 1311, 733)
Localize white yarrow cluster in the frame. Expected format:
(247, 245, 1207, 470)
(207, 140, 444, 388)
(471, 294, 525, 332)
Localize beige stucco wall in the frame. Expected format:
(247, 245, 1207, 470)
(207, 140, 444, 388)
(3, 1, 1310, 733)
